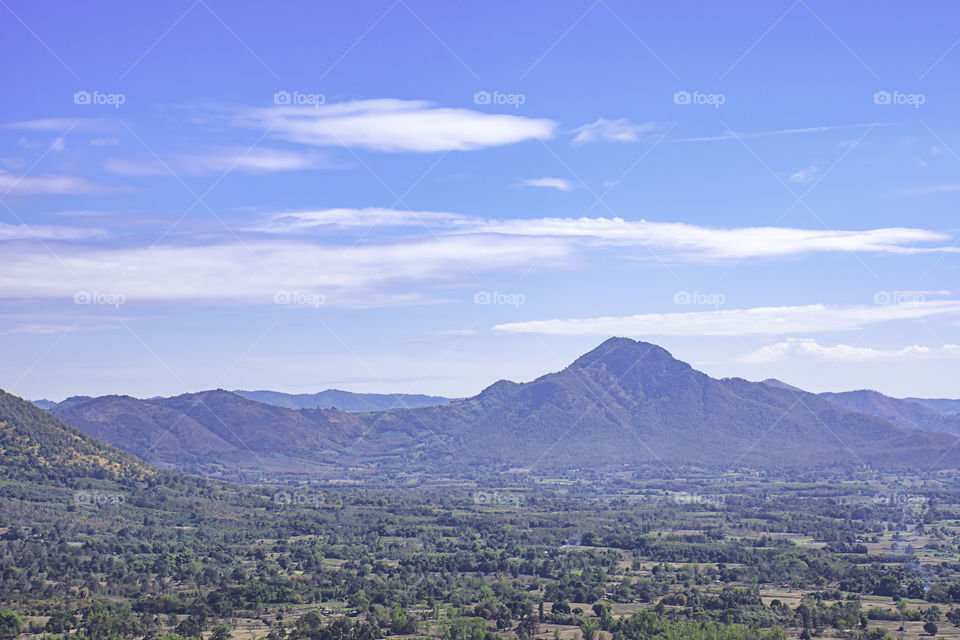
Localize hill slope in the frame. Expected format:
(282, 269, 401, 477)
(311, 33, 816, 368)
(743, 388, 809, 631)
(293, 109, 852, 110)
(0, 389, 157, 481)
(51, 390, 366, 478)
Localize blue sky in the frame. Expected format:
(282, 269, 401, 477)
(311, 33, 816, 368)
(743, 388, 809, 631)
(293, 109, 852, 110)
(2, 0, 960, 401)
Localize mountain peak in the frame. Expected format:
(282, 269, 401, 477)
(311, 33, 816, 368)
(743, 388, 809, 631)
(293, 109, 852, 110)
(761, 378, 805, 392)
(569, 337, 675, 371)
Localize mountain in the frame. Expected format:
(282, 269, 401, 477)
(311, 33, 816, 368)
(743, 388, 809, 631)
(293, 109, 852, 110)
(0, 388, 157, 481)
(30, 398, 57, 410)
(760, 378, 805, 392)
(233, 388, 454, 411)
(906, 397, 960, 416)
(364, 338, 960, 471)
(50, 390, 366, 478)
(45, 339, 960, 478)
(819, 389, 960, 436)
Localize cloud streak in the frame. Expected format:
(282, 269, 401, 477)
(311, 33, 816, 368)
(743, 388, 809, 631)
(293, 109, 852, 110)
(0, 171, 120, 197)
(0, 235, 571, 305)
(740, 337, 960, 363)
(493, 301, 960, 337)
(242, 208, 958, 260)
(468, 217, 958, 260)
(0, 221, 103, 240)
(232, 99, 557, 153)
(517, 177, 574, 192)
(571, 118, 657, 145)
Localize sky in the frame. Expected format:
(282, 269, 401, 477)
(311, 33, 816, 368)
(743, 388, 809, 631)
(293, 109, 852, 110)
(2, 0, 960, 401)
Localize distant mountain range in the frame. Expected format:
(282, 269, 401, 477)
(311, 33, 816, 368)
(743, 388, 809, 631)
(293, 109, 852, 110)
(906, 397, 960, 416)
(759, 380, 960, 437)
(232, 389, 454, 411)
(19, 338, 959, 479)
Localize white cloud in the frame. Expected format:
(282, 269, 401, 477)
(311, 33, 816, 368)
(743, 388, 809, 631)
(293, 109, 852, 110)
(467, 216, 957, 260)
(250, 209, 958, 259)
(517, 177, 574, 192)
(247, 207, 475, 233)
(493, 301, 960, 337)
(571, 118, 656, 145)
(433, 329, 479, 337)
(4, 203, 958, 309)
(0, 235, 571, 306)
(674, 123, 886, 143)
(789, 163, 819, 183)
(896, 184, 960, 196)
(741, 338, 960, 363)
(241, 209, 957, 259)
(105, 146, 338, 176)
(232, 99, 557, 153)
(3, 117, 117, 132)
(0, 221, 103, 240)
(0, 171, 119, 197)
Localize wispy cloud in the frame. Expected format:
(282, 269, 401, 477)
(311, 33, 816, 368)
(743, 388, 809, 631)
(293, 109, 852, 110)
(0, 221, 103, 240)
(516, 177, 574, 192)
(232, 99, 557, 153)
(0, 171, 120, 197)
(0, 235, 571, 306)
(244, 209, 956, 259)
(105, 146, 340, 176)
(468, 217, 958, 260)
(789, 163, 820, 183)
(673, 123, 887, 143)
(246, 207, 474, 233)
(3, 117, 118, 132)
(493, 301, 960, 337)
(895, 183, 960, 196)
(741, 337, 960, 363)
(571, 118, 656, 145)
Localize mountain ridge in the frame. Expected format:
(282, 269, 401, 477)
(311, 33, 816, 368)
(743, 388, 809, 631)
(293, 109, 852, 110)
(39, 338, 960, 478)
(232, 388, 454, 411)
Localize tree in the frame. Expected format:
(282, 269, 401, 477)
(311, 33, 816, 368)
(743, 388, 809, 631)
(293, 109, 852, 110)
(580, 619, 600, 640)
(516, 615, 539, 640)
(349, 589, 370, 612)
(211, 623, 233, 640)
(592, 602, 611, 619)
(0, 611, 23, 640)
(923, 621, 938, 636)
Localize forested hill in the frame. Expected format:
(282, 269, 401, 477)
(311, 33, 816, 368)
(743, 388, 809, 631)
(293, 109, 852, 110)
(0, 389, 158, 482)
